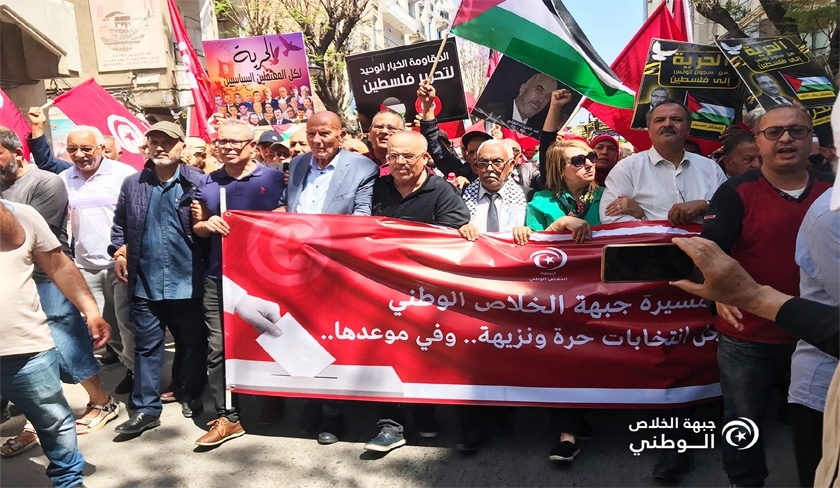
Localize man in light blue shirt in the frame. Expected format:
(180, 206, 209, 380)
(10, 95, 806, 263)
(789, 188, 838, 487)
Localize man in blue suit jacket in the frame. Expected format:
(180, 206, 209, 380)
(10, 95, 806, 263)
(273, 111, 377, 444)
(283, 111, 378, 215)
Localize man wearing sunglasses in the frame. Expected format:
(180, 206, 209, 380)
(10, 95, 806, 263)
(600, 100, 727, 226)
(701, 105, 833, 488)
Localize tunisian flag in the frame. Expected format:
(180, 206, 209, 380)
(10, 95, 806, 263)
(223, 213, 720, 408)
(167, 0, 214, 142)
(53, 79, 149, 171)
(582, 1, 685, 150)
(0, 88, 30, 159)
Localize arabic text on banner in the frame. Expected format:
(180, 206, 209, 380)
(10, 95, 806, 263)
(222, 213, 720, 408)
(345, 39, 468, 128)
(632, 39, 746, 141)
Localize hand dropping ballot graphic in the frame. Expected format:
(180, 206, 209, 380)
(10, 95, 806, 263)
(223, 277, 404, 396)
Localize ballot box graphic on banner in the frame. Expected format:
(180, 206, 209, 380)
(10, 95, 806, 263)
(346, 38, 468, 129)
(222, 213, 721, 408)
(716, 36, 837, 142)
(632, 39, 746, 142)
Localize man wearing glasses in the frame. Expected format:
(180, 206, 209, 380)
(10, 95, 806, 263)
(600, 100, 727, 226)
(190, 119, 287, 447)
(701, 106, 833, 488)
(366, 109, 405, 175)
(365, 131, 469, 453)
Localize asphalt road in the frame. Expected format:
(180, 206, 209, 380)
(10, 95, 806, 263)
(1, 355, 800, 488)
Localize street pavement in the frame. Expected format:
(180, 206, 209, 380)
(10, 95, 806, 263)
(1, 350, 800, 488)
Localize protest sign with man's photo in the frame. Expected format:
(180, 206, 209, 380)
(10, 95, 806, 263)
(472, 56, 583, 138)
(632, 39, 746, 141)
(202, 33, 314, 124)
(716, 36, 836, 141)
(346, 39, 468, 129)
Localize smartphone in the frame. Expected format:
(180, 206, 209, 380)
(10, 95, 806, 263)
(282, 162, 290, 172)
(601, 243, 698, 283)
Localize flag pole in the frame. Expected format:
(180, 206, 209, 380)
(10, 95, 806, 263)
(426, 30, 451, 83)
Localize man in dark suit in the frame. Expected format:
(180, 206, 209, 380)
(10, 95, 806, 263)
(475, 73, 556, 137)
(632, 86, 670, 129)
(753, 73, 794, 108)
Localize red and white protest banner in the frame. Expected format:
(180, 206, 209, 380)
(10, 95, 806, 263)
(223, 214, 720, 408)
(0, 88, 31, 159)
(52, 79, 149, 171)
(167, 0, 215, 141)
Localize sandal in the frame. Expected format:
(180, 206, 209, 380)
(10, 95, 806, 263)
(0, 424, 39, 458)
(75, 396, 120, 435)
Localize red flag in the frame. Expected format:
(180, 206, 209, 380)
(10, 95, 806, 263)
(672, 0, 694, 43)
(167, 0, 215, 141)
(0, 89, 30, 159)
(581, 1, 685, 151)
(486, 50, 500, 78)
(53, 79, 149, 171)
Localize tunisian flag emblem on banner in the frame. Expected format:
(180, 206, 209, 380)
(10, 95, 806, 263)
(53, 79, 149, 171)
(222, 213, 720, 408)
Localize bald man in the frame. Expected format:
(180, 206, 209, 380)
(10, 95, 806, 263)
(474, 73, 557, 136)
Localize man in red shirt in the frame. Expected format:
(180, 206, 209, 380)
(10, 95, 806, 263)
(701, 106, 833, 487)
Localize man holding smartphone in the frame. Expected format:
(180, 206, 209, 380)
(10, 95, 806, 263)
(701, 106, 833, 488)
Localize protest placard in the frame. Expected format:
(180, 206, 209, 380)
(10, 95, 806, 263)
(632, 39, 746, 141)
(203, 33, 313, 124)
(716, 36, 836, 141)
(346, 39, 468, 128)
(223, 213, 720, 408)
(473, 56, 583, 139)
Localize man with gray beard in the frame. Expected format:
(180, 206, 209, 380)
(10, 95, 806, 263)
(110, 122, 208, 436)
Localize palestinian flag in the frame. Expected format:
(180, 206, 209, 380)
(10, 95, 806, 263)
(451, 0, 635, 109)
(782, 74, 834, 94)
(380, 97, 406, 117)
(686, 93, 734, 126)
(271, 123, 303, 141)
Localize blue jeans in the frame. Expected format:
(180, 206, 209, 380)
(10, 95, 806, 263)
(718, 334, 795, 487)
(130, 298, 207, 417)
(0, 350, 85, 488)
(37, 281, 100, 384)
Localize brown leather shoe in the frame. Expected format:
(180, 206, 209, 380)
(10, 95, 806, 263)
(195, 417, 245, 446)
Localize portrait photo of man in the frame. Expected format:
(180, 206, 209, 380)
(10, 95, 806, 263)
(632, 86, 670, 129)
(752, 73, 794, 108)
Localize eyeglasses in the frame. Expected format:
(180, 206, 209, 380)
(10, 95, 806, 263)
(66, 145, 98, 155)
(372, 124, 401, 133)
(214, 139, 251, 148)
(756, 125, 811, 140)
(474, 158, 510, 169)
(386, 153, 421, 165)
(511, 148, 521, 154)
(568, 152, 597, 168)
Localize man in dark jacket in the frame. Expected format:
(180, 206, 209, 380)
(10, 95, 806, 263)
(110, 122, 208, 435)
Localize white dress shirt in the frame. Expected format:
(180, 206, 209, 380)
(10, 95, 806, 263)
(599, 147, 727, 223)
(60, 158, 137, 269)
(296, 157, 336, 214)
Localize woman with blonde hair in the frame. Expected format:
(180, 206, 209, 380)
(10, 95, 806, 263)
(526, 89, 600, 464)
(526, 137, 602, 242)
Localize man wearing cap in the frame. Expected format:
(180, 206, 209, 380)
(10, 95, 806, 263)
(110, 121, 209, 436)
(255, 130, 283, 166)
(183, 137, 220, 174)
(191, 119, 287, 447)
(589, 134, 619, 187)
(418, 80, 482, 183)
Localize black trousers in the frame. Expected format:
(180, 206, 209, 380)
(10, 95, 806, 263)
(790, 402, 823, 487)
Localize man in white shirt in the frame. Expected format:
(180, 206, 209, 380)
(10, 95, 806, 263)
(599, 100, 727, 226)
(60, 126, 138, 394)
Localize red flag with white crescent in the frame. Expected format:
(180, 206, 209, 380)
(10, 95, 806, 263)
(0, 88, 30, 159)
